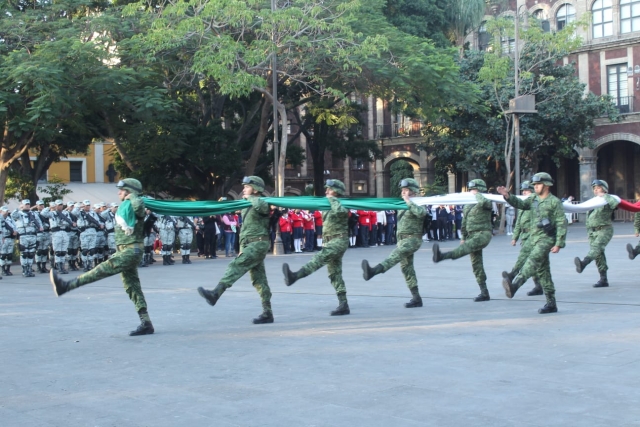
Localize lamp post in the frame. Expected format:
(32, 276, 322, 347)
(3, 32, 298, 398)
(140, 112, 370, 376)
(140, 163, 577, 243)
(271, 0, 285, 255)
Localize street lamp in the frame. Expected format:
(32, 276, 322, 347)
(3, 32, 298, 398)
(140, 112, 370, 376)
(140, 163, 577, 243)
(271, 0, 285, 255)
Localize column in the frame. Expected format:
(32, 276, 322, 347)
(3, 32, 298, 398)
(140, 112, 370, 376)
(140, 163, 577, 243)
(375, 158, 384, 197)
(94, 142, 104, 183)
(343, 158, 351, 196)
(578, 149, 597, 202)
(447, 171, 456, 194)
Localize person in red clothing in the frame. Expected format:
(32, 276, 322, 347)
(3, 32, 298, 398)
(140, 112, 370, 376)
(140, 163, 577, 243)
(357, 210, 370, 247)
(302, 210, 315, 251)
(313, 210, 323, 250)
(279, 210, 293, 254)
(368, 210, 378, 247)
(290, 209, 304, 253)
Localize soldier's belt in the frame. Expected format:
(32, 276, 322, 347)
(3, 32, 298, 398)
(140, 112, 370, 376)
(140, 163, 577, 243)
(398, 233, 422, 241)
(324, 233, 347, 243)
(521, 229, 529, 233)
(19, 232, 36, 236)
(242, 235, 269, 244)
(117, 243, 144, 251)
(588, 225, 612, 231)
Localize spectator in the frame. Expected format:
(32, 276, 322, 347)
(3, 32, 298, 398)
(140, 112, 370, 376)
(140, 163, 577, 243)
(313, 209, 323, 250)
(357, 209, 370, 247)
(454, 205, 463, 239)
(385, 210, 396, 245)
(302, 210, 315, 252)
(222, 212, 237, 257)
(436, 205, 449, 241)
(279, 209, 293, 254)
(348, 210, 359, 247)
(290, 209, 303, 253)
(203, 215, 219, 258)
(369, 210, 378, 247)
(376, 210, 386, 245)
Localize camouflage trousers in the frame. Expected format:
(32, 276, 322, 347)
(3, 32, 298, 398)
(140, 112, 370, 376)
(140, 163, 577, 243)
(36, 232, 51, 263)
(0, 236, 14, 266)
(106, 231, 116, 256)
(79, 229, 97, 265)
(51, 231, 70, 264)
(298, 237, 348, 295)
(515, 236, 556, 300)
(73, 244, 147, 312)
(67, 231, 80, 262)
(218, 240, 271, 310)
(380, 236, 422, 289)
(18, 234, 37, 268)
(586, 226, 613, 273)
(178, 228, 193, 256)
(158, 228, 175, 256)
(448, 230, 492, 292)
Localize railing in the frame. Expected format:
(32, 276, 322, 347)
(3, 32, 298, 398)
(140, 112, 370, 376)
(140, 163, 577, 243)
(375, 121, 422, 139)
(612, 95, 634, 114)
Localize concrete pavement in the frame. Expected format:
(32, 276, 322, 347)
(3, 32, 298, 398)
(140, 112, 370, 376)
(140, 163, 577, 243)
(2, 222, 640, 426)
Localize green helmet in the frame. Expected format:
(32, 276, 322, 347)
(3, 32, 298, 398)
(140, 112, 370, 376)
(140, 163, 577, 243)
(591, 179, 609, 192)
(467, 179, 487, 192)
(242, 176, 265, 193)
(324, 179, 346, 196)
(399, 178, 421, 193)
(531, 172, 554, 187)
(116, 178, 143, 195)
(520, 181, 534, 192)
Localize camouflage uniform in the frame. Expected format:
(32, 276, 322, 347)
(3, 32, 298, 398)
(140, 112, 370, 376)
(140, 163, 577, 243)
(176, 216, 195, 264)
(575, 193, 618, 287)
(502, 180, 567, 312)
(282, 179, 351, 315)
(361, 178, 426, 307)
(0, 210, 16, 276)
(433, 189, 493, 301)
(627, 212, 640, 260)
(197, 176, 274, 324)
(50, 178, 154, 336)
(12, 203, 43, 277)
(66, 204, 81, 270)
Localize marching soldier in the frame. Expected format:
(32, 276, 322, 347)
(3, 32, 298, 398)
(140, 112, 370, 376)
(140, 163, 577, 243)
(35, 200, 52, 273)
(197, 176, 274, 324)
(142, 208, 157, 267)
(282, 179, 351, 316)
(432, 179, 494, 302)
(50, 178, 155, 336)
(93, 203, 108, 266)
(0, 206, 15, 276)
(49, 199, 74, 274)
(66, 202, 81, 271)
(361, 178, 426, 308)
(101, 202, 117, 259)
(626, 212, 640, 260)
(76, 200, 103, 272)
(574, 179, 619, 287)
(176, 216, 195, 264)
(12, 199, 44, 277)
(498, 172, 567, 314)
(157, 214, 176, 265)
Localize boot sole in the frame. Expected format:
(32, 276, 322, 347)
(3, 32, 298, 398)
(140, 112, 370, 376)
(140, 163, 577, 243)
(502, 277, 514, 299)
(50, 270, 62, 297)
(361, 260, 371, 281)
(129, 327, 154, 336)
(574, 257, 583, 273)
(526, 289, 543, 296)
(432, 244, 440, 263)
(330, 310, 350, 316)
(282, 264, 295, 286)
(538, 306, 558, 314)
(627, 243, 636, 260)
(197, 287, 218, 306)
(404, 302, 423, 308)
(252, 317, 275, 324)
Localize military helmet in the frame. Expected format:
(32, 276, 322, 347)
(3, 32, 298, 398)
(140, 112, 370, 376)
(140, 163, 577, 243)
(591, 179, 609, 192)
(520, 181, 534, 192)
(399, 178, 421, 194)
(531, 172, 554, 186)
(324, 179, 346, 196)
(467, 179, 487, 192)
(241, 176, 265, 193)
(116, 178, 143, 195)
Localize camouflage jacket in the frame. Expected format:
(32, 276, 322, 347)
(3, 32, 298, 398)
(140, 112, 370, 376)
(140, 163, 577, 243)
(239, 195, 269, 242)
(322, 197, 348, 237)
(461, 193, 493, 238)
(507, 193, 567, 248)
(512, 208, 533, 242)
(635, 212, 640, 235)
(396, 199, 426, 235)
(115, 194, 145, 245)
(586, 194, 619, 228)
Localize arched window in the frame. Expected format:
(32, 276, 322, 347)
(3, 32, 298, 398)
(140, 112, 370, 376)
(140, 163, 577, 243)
(621, 0, 640, 33)
(592, 0, 613, 38)
(556, 4, 576, 30)
(478, 21, 490, 51)
(500, 17, 515, 54)
(533, 9, 546, 19)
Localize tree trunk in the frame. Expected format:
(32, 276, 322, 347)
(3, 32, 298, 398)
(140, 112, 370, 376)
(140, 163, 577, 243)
(0, 166, 9, 204)
(312, 148, 326, 197)
(245, 98, 271, 177)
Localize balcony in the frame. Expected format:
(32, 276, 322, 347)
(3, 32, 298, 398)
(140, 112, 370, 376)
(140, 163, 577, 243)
(612, 96, 634, 114)
(375, 121, 422, 139)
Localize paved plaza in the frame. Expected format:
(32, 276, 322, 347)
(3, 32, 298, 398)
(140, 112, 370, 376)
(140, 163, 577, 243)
(2, 222, 640, 426)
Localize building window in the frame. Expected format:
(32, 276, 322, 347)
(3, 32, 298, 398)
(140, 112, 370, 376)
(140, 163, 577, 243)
(592, 0, 613, 38)
(621, 0, 640, 33)
(478, 21, 490, 51)
(556, 4, 576, 30)
(352, 181, 367, 194)
(608, 64, 630, 113)
(354, 158, 365, 170)
(500, 17, 515, 54)
(69, 161, 83, 182)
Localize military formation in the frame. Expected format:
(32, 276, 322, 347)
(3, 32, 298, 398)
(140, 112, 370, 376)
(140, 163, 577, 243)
(42, 173, 640, 337)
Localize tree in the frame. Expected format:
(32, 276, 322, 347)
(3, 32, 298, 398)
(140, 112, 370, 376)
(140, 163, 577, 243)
(389, 160, 414, 197)
(444, 0, 486, 56)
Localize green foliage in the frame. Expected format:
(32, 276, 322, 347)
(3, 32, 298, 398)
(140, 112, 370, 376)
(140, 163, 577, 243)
(389, 160, 415, 197)
(37, 177, 73, 205)
(5, 171, 35, 203)
(422, 182, 447, 196)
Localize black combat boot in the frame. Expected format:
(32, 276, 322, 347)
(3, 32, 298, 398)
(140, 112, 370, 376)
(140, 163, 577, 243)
(474, 292, 490, 302)
(627, 243, 638, 260)
(4, 264, 12, 276)
(538, 293, 558, 314)
(36, 262, 43, 273)
(181, 255, 187, 264)
(253, 302, 274, 324)
(77, 258, 84, 268)
(82, 260, 90, 272)
(361, 260, 383, 281)
(330, 293, 350, 316)
(502, 274, 523, 299)
(129, 309, 154, 336)
(40, 262, 49, 273)
(432, 243, 443, 263)
(2, 265, 9, 276)
(574, 256, 592, 273)
(185, 255, 191, 264)
(405, 287, 423, 308)
(282, 263, 300, 286)
(168, 255, 175, 265)
(68, 260, 78, 271)
(527, 278, 543, 296)
(593, 271, 609, 288)
(162, 255, 170, 266)
(50, 269, 76, 297)
(57, 262, 69, 275)
(197, 284, 225, 306)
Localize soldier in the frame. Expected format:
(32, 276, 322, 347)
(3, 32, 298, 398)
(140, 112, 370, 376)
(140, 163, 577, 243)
(197, 176, 274, 324)
(157, 214, 176, 265)
(142, 208, 158, 266)
(66, 201, 81, 271)
(176, 216, 195, 264)
(626, 212, 640, 260)
(432, 179, 494, 302)
(361, 178, 426, 308)
(50, 178, 155, 336)
(497, 172, 567, 314)
(93, 203, 108, 266)
(35, 200, 52, 273)
(49, 199, 74, 274)
(76, 200, 103, 272)
(574, 179, 619, 287)
(101, 202, 117, 260)
(12, 199, 44, 277)
(282, 179, 351, 316)
(0, 206, 15, 276)
(502, 181, 544, 296)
